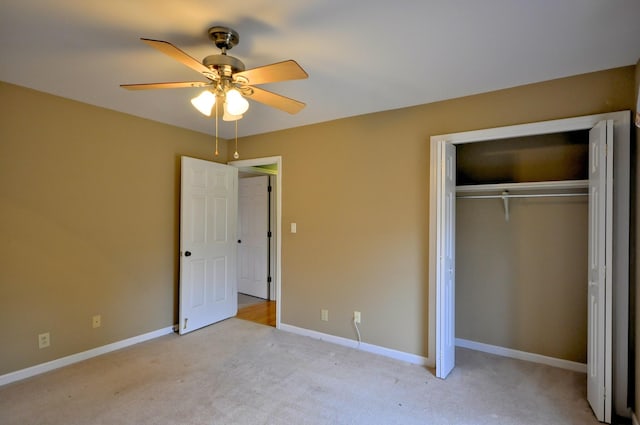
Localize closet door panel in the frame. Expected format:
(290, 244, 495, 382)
(586, 120, 610, 422)
(437, 143, 456, 378)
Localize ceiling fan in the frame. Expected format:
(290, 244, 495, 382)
(121, 26, 308, 120)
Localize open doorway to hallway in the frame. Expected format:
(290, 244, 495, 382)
(230, 156, 282, 329)
(237, 294, 276, 327)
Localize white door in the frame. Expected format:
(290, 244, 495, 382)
(237, 176, 269, 299)
(179, 156, 238, 335)
(587, 120, 613, 422)
(436, 143, 456, 378)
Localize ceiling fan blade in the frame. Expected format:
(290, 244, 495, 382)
(234, 60, 308, 85)
(120, 81, 212, 90)
(141, 38, 217, 80)
(245, 86, 306, 114)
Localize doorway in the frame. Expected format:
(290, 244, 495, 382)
(428, 111, 631, 423)
(229, 156, 282, 328)
(237, 175, 271, 300)
(455, 130, 590, 372)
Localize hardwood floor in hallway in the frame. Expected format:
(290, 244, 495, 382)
(236, 300, 276, 327)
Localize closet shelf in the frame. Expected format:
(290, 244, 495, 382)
(456, 179, 588, 222)
(456, 179, 588, 194)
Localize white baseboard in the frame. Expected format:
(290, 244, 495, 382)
(0, 326, 175, 387)
(455, 338, 587, 373)
(632, 411, 639, 425)
(279, 323, 432, 367)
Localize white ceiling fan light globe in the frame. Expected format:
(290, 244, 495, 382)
(225, 89, 250, 115)
(223, 108, 243, 121)
(190, 90, 216, 116)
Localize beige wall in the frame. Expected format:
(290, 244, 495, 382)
(457, 197, 588, 362)
(0, 82, 226, 374)
(456, 134, 589, 363)
(0, 65, 635, 376)
(456, 132, 588, 185)
(235, 66, 635, 359)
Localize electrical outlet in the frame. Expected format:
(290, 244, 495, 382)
(321, 309, 329, 321)
(38, 332, 50, 349)
(92, 315, 101, 328)
(354, 311, 361, 323)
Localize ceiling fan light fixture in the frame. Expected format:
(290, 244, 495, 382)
(225, 88, 249, 116)
(223, 108, 243, 121)
(191, 90, 216, 116)
(121, 26, 309, 131)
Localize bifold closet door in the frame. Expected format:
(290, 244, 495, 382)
(436, 143, 456, 379)
(586, 120, 612, 423)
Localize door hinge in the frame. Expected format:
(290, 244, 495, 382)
(267, 276, 272, 283)
(267, 231, 272, 238)
(268, 185, 272, 193)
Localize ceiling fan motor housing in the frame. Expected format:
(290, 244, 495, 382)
(204, 27, 245, 79)
(203, 54, 245, 78)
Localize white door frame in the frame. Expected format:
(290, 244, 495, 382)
(229, 156, 282, 328)
(428, 111, 630, 421)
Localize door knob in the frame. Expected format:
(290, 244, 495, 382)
(185, 251, 191, 257)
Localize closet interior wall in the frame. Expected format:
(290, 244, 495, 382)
(455, 131, 589, 363)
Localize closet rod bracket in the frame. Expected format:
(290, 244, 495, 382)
(502, 191, 509, 222)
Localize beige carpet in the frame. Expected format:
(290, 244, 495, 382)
(0, 318, 599, 425)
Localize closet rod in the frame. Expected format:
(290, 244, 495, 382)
(457, 193, 587, 199)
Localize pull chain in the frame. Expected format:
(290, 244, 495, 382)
(233, 119, 239, 159)
(214, 101, 219, 156)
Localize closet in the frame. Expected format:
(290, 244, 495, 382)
(429, 111, 631, 423)
(455, 130, 589, 365)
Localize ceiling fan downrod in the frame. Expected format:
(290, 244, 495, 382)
(203, 27, 245, 77)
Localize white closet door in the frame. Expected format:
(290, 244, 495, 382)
(179, 157, 238, 335)
(587, 120, 612, 422)
(436, 142, 456, 378)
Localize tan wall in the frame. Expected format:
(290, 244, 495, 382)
(235, 66, 635, 359)
(455, 135, 589, 363)
(456, 132, 588, 185)
(0, 65, 634, 376)
(456, 197, 588, 362)
(0, 82, 226, 374)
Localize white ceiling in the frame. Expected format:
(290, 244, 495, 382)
(2, 1, 639, 139)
